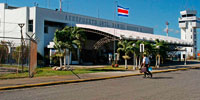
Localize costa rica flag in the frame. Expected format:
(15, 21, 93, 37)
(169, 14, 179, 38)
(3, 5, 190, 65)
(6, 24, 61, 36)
(117, 5, 129, 17)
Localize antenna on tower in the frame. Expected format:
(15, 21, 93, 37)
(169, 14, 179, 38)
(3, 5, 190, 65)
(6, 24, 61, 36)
(166, 21, 169, 36)
(60, 0, 62, 12)
(47, 0, 50, 9)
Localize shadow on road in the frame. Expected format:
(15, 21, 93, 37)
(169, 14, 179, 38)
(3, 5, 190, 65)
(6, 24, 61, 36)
(150, 77, 173, 79)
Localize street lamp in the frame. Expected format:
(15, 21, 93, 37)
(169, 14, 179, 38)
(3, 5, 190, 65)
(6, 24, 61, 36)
(18, 23, 25, 72)
(156, 45, 160, 68)
(184, 48, 187, 65)
(139, 43, 144, 68)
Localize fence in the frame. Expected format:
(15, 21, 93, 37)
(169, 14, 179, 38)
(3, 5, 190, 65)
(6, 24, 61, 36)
(0, 37, 37, 77)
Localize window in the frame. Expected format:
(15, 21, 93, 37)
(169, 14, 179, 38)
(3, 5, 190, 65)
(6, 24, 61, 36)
(65, 15, 68, 20)
(79, 17, 82, 23)
(194, 34, 197, 39)
(194, 29, 197, 33)
(44, 26, 48, 34)
(182, 15, 186, 17)
(112, 23, 115, 28)
(191, 35, 192, 39)
(89, 19, 91, 24)
(179, 21, 185, 23)
(86, 19, 88, 24)
(72, 16, 75, 21)
(69, 15, 71, 21)
(28, 20, 33, 32)
(191, 49, 192, 52)
(117, 24, 119, 28)
(76, 16, 78, 22)
(82, 18, 85, 23)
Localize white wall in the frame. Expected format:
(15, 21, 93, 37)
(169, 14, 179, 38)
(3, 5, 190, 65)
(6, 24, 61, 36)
(181, 22, 197, 59)
(0, 4, 28, 46)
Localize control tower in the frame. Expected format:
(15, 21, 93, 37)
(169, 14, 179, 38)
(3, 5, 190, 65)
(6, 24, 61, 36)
(179, 10, 200, 60)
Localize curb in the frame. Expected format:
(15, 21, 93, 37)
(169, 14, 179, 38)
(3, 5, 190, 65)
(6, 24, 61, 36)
(0, 66, 199, 91)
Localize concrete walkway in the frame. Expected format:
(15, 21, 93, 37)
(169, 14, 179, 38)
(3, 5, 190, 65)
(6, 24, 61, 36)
(0, 62, 200, 90)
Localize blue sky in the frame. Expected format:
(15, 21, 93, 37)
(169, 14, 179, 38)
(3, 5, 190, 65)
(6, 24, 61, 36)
(1, 0, 200, 50)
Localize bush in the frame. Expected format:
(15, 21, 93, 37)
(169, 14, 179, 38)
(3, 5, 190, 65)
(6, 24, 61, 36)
(12, 45, 29, 64)
(0, 41, 9, 64)
(51, 52, 63, 66)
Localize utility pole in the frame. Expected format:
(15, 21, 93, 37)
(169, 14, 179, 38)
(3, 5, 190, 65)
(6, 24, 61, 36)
(113, 1, 118, 64)
(60, 0, 62, 12)
(166, 21, 169, 36)
(18, 23, 25, 72)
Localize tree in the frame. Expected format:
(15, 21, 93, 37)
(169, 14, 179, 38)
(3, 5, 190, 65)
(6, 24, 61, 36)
(131, 40, 142, 69)
(53, 36, 64, 68)
(154, 39, 168, 68)
(53, 26, 86, 69)
(117, 40, 134, 70)
(143, 41, 154, 56)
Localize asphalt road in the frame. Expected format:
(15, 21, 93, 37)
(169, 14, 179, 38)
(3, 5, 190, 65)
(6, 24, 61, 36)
(0, 69, 200, 100)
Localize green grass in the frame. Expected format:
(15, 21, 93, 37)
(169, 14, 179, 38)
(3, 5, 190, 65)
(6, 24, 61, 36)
(0, 65, 132, 80)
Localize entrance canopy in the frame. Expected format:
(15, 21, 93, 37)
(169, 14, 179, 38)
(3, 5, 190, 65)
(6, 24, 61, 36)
(76, 24, 193, 46)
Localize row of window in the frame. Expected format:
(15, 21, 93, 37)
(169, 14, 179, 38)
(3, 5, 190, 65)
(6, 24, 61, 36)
(182, 14, 196, 17)
(179, 20, 199, 24)
(28, 20, 49, 33)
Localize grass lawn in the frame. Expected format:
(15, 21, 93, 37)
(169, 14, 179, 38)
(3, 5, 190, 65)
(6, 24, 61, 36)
(0, 65, 134, 80)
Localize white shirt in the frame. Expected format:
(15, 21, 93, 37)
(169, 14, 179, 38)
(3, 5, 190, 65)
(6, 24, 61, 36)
(142, 57, 150, 64)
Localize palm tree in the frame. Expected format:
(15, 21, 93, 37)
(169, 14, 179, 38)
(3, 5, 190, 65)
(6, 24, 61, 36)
(143, 41, 154, 56)
(154, 39, 168, 68)
(53, 34, 64, 68)
(54, 26, 86, 69)
(131, 40, 141, 70)
(117, 40, 134, 70)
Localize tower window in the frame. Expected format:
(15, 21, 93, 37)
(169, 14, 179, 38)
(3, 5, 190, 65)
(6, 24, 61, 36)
(194, 29, 197, 33)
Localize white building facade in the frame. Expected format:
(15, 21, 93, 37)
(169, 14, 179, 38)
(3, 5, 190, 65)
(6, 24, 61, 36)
(0, 3, 194, 64)
(0, 3, 153, 56)
(179, 10, 200, 60)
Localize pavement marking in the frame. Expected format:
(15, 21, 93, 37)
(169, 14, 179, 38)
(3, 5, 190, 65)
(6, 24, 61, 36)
(0, 66, 199, 91)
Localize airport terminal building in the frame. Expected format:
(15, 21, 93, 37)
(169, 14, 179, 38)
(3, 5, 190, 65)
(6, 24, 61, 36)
(0, 3, 192, 65)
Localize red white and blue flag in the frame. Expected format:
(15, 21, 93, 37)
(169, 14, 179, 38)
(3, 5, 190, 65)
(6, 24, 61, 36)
(117, 5, 129, 17)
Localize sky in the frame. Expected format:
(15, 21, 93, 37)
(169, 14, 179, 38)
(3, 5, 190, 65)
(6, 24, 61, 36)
(0, 0, 200, 50)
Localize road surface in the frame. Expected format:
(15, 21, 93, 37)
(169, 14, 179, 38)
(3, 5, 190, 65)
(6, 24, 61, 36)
(0, 69, 200, 100)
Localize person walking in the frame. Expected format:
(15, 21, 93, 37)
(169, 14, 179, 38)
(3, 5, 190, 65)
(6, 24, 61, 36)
(141, 54, 152, 78)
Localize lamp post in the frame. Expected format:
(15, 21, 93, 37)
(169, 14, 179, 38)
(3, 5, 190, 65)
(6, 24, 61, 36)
(184, 48, 187, 65)
(139, 43, 144, 68)
(156, 45, 160, 68)
(132, 43, 136, 70)
(18, 23, 25, 72)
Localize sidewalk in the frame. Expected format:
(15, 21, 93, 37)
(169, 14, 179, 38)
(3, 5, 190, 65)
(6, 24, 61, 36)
(0, 62, 200, 90)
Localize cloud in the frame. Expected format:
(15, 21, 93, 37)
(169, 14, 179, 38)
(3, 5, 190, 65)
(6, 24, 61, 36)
(175, 30, 180, 34)
(163, 28, 180, 34)
(154, 25, 158, 28)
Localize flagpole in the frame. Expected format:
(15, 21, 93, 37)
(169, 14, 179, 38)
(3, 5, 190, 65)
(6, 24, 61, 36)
(113, 0, 118, 63)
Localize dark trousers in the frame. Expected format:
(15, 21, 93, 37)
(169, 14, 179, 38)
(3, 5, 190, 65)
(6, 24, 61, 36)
(144, 64, 152, 77)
